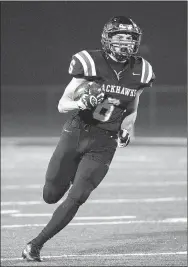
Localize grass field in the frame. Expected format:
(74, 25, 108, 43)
(1, 137, 187, 266)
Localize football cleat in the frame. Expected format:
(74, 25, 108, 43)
(22, 242, 42, 262)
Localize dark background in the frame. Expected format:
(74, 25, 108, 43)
(1, 1, 187, 137)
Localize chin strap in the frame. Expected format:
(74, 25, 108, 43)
(108, 53, 128, 63)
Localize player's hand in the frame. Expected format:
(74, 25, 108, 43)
(76, 94, 89, 110)
(96, 91, 105, 104)
(117, 129, 130, 148)
(88, 82, 105, 105)
(76, 93, 98, 110)
(77, 90, 105, 110)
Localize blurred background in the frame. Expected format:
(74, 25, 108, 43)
(1, 1, 187, 137)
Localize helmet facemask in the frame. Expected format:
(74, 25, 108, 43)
(108, 32, 141, 62)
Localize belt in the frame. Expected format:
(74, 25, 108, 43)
(82, 123, 118, 139)
(71, 116, 118, 139)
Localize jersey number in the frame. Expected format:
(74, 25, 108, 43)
(93, 99, 115, 122)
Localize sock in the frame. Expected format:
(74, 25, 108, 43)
(31, 197, 79, 247)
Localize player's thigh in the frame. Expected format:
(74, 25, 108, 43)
(43, 127, 81, 203)
(67, 157, 110, 205)
(45, 127, 80, 187)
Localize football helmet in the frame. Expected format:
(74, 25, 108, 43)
(101, 16, 142, 62)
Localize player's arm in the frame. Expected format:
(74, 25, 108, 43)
(117, 89, 143, 148)
(121, 89, 143, 132)
(121, 66, 156, 131)
(118, 61, 156, 147)
(58, 77, 87, 113)
(58, 50, 102, 113)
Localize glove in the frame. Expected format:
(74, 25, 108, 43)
(77, 91, 105, 110)
(75, 81, 105, 110)
(95, 91, 105, 104)
(76, 94, 89, 110)
(117, 129, 130, 148)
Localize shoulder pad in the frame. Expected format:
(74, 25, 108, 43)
(68, 50, 97, 77)
(141, 58, 154, 84)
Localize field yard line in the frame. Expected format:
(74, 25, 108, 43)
(2, 184, 42, 189)
(1, 210, 19, 214)
(1, 181, 187, 190)
(1, 201, 42, 206)
(1, 218, 187, 228)
(11, 214, 136, 219)
(1, 251, 187, 262)
(89, 197, 187, 203)
(1, 197, 187, 206)
(101, 181, 187, 187)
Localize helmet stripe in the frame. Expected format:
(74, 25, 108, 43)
(74, 53, 89, 76)
(141, 58, 153, 84)
(81, 50, 97, 76)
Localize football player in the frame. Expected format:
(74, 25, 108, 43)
(22, 16, 155, 261)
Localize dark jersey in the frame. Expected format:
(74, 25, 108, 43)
(68, 49, 155, 132)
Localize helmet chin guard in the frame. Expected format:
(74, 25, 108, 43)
(101, 16, 142, 62)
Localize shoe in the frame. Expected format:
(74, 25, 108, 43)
(22, 242, 42, 262)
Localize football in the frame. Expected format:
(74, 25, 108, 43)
(73, 80, 105, 109)
(73, 81, 103, 100)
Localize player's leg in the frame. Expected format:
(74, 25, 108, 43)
(42, 125, 81, 204)
(67, 157, 110, 204)
(22, 125, 81, 261)
(28, 152, 115, 249)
